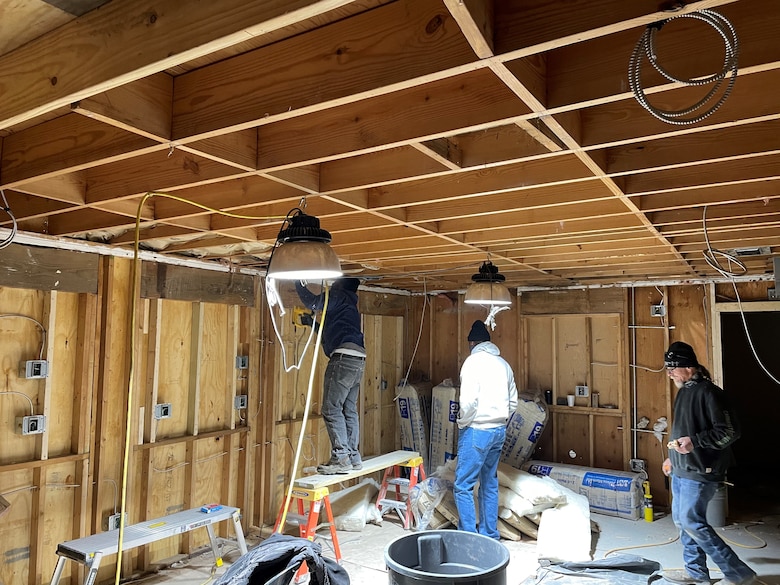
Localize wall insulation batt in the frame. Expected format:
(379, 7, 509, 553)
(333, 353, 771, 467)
(523, 461, 644, 520)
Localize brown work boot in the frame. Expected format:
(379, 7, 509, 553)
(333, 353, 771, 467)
(663, 569, 709, 585)
(317, 457, 352, 474)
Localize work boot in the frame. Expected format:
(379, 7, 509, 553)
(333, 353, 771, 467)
(317, 457, 352, 475)
(663, 569, 710, 585)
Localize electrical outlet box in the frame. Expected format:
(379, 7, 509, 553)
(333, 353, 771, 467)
(234, 395, 248, 409)
(235, 355, 249, 370)
(20, 360, 49, 379)
(630, 458, 647, 473)
(575, 385, 589, 397)
(154, 403, 172, 420)
(769, 288, 778, 300)
(108, 512, 126, 531)
(650, 304, 666, 317)
(16, 415, 46, 435)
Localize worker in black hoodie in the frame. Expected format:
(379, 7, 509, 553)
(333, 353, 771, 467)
(295, 277, 366, 475)
(661, 341, 756, 585)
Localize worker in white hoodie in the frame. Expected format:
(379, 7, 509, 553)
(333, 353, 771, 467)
(454, 320, 518, 540)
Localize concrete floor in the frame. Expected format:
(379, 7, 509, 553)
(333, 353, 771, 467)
(134, 510, 780, 585)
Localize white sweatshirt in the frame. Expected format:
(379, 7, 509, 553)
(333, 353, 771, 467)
(457, 341, 518, 430)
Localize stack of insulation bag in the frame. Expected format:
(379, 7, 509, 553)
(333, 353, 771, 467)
(404, 382, 643, 562)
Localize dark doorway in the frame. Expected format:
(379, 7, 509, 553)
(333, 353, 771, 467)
(720, 311, 780, 521)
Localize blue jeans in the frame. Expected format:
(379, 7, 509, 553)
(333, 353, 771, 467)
(453, 426, 506, 540)
(322, 353, 365, 463)
(671, 475, 755, 582)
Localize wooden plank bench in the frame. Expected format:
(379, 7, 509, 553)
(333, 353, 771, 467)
(50, 505, 248, 585)
(292, 450, 422, 489)
(275, 450, 424, 565)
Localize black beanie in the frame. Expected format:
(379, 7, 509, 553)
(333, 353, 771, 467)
(467, 320, 490, 343)
(664, 341, 698, 368)
(333, 277, 360, 292)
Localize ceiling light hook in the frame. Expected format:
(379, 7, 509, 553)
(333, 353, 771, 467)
(167, 143, 176, 158)
(299, 196, 307, 209)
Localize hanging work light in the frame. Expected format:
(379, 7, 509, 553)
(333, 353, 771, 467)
(266, 208, 342, 280)
(464, 261, 512, 306)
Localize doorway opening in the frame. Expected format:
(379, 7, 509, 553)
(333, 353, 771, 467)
(720, 311, 780, 521)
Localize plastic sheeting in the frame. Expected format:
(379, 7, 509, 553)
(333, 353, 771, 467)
(520, 554, 661, 585)
(213, 533, 349, 585)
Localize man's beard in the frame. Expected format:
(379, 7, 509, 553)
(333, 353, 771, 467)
(673, 379, 684, 389)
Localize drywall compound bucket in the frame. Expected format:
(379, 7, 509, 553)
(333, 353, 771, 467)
(385, 530, 510, 585)
(707, 484, 728, 528)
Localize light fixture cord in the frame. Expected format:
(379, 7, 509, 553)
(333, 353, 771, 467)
(276, 284, 329, 532)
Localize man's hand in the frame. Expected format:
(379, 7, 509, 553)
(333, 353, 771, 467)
(662, 458, 672, 476)
(667, 436, 693, 454)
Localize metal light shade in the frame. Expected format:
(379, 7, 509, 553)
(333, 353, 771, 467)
(267, 241, 342, 280)
(464, 260, 512, 305)
(464, 281, 512, 305)
(267, 209, 343, 280)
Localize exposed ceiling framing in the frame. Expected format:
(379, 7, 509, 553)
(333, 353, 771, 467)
(1, 0, 778, 293)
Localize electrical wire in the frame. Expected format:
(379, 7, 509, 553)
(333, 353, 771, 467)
(276, 285, 329, 533)
(0, 390, 35, 415)
(113, 192, 287, 585)
(701, 206, 780, 385)
(717, 523, 767, 550)
(103, 478, 119, 514)
(402, 277, 428, 386)
(267, 292, 318, 372)
(0, 314, 47, 359)
(0, 189, 18, 249)
(629, 9, 739, 125)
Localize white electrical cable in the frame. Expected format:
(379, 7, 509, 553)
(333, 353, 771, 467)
(265, 277, 319, 372)
(0, 314, 47, 359)
(0, 189, 18, 249)
(629, 9, 739, 125)
(402, 277, 429, 386)
(701, 206, 780, 385)
(0, 390, 35, 415)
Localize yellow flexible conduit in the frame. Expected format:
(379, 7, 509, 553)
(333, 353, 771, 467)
(115, 192, 286, 585)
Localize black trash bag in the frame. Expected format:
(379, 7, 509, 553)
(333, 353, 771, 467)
(214, 533, 350, 585)
(521, 553, 663, 585)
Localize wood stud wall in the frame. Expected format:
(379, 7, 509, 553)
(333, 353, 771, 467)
(1, 243, 777, 585)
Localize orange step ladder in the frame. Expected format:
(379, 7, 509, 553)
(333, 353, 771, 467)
(273, 485, 342, 563)
(375, 455, 426, 529)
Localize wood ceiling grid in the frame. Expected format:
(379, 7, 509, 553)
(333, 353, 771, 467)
(0, 0, 777, 290)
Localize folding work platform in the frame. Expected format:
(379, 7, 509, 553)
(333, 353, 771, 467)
(51, 506, 248, 585)
(275, 450, 424, 564)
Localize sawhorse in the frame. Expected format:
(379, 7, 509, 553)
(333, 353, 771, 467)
(273, 485, 342, 562)
(275, 450, 423, 566)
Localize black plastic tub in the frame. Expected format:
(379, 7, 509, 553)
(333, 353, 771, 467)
(385, 530, 510, 585)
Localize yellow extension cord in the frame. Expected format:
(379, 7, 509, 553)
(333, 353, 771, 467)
(603, 522, 769, 584)
(115, 192, 288, 585)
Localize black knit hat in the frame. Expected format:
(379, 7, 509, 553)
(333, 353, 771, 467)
(467, 320, 491, 343)
(333, 277, 360, 292)
(664, 341, 698, 368)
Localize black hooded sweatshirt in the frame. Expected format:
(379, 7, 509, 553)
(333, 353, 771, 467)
(670, 372, 740, 483)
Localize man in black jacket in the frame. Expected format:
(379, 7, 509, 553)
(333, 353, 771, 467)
(661, 341, 756, 585)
